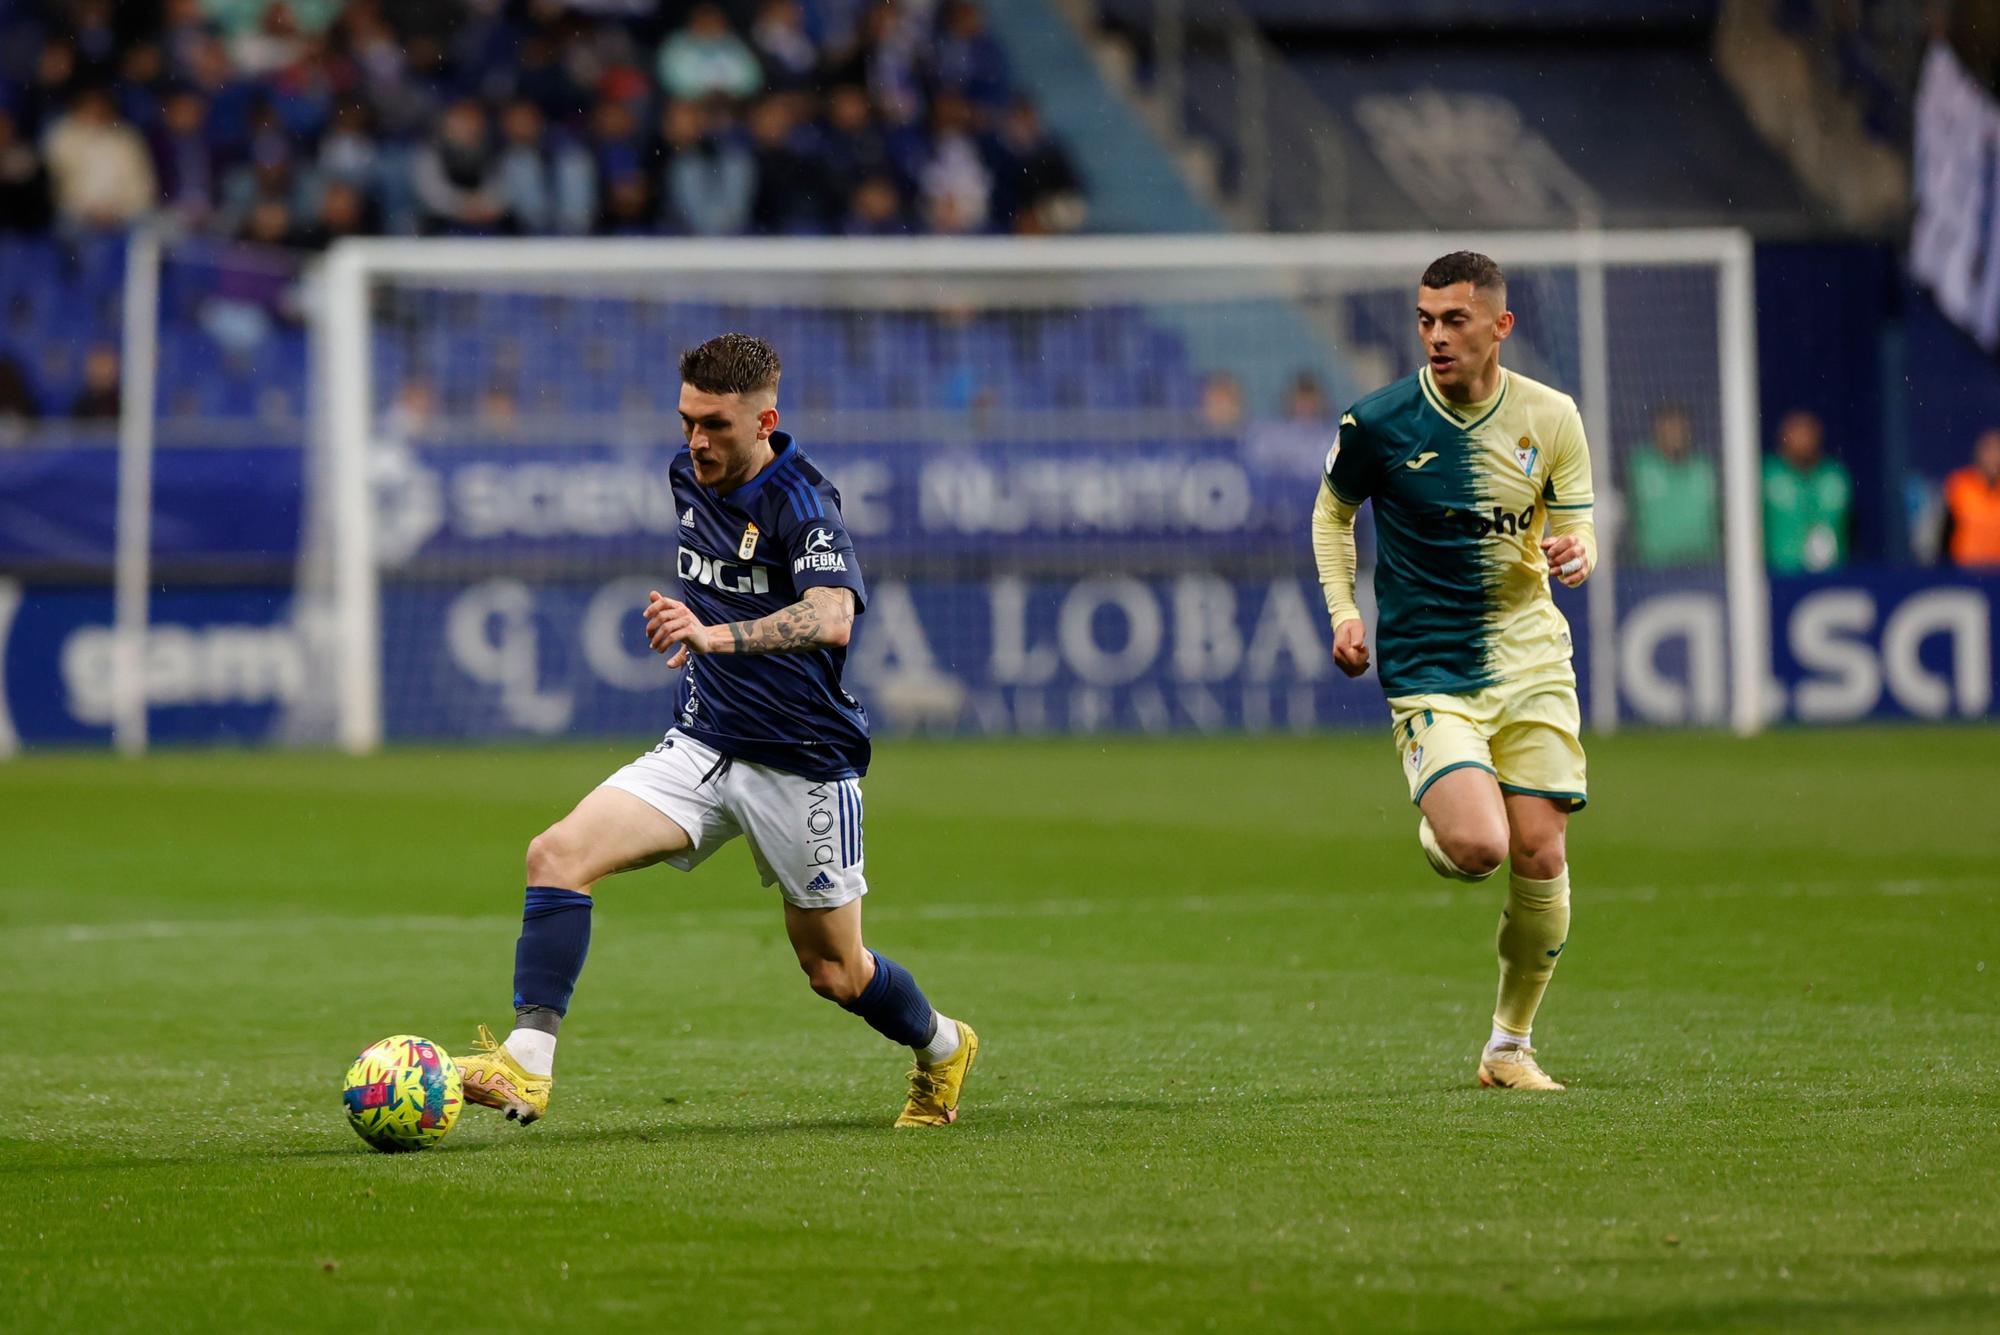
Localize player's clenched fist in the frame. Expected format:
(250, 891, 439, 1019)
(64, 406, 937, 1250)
(1331, 618, 1370, 678)
(644, 588, 710, 668)
(1540, 534, 1591, 588)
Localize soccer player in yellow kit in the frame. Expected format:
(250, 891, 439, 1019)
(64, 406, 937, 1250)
(1313, 252, 1596, 1091)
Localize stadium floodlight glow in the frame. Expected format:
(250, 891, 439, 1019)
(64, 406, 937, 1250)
(310, 232, 1764, 752)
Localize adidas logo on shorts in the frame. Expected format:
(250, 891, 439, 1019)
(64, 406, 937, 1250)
(805, 871, 835, 893)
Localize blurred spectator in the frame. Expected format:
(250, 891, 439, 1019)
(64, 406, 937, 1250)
(181, 30, 258, 155)
(0, 109, 54, 232)
(1627, 404, 1718, 569)
(1245, 370, 1334, 475)
(658, 5, 762, 102)
(598, 170, 656, 234)
(239, 188, 299, 246)
(842, 172, 910, 235)
(386, 374, 437, 440)
(264, 29, 338, 144)
(203, 0, 342, 38)
(291, 177, 379, 249)
(932, 1, 1010, 109)
(499, 99, 596, 236)
(1763, 409, 1851, 573)
(1284, 371, 1332, 424)
(232, 2, 307, 79)
(1941, 428, 2000, 568)
(1200, 372, 1245, 433)
(991, 97, 1084, 234)
(820, 84, 899, 190)
(509, 26, 590, 125)
(160, 0, 212, 79)
(317, 99, 378, 191)
(478, 381, 520, 428)
(44, 88, 158, 230)
(753, 1, 820, 92)
(667, 98, 754, 235)
(918, 92, 991, 234)
(0, 0, 1081, 249)
(338, 4, 431, 141)
(150, 85, 220, 228)
(116, 43, 170, 131)
(20, 40, 81, 138)
(70, 1, 123, 85)
(748, 96, 828, 234)
(0, 353, 38, 429)
(835, 3, 926, 127)
(592, 97, 649, 204)
(216, 99, 302, 235)
(71, 343, 122, 420)
(414, 99, 509, 234)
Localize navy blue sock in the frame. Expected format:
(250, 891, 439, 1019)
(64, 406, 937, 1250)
(840, 951, 938, 1048)
(512, 886, 593, 1019)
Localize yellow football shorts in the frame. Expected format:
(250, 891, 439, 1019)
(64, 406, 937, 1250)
(1388, 679, 1588, 811)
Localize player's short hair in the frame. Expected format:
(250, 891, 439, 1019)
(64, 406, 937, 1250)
(1420, 251, 1506, 305)
(679, 333, 781, 398)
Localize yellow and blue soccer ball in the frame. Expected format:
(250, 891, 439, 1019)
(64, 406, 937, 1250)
(342, 1035, 462, 1153)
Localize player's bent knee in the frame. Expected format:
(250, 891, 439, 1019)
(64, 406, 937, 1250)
(1444, 830, 1508, 878)
(1511, 842, 1566, 880)
(525, 829, 593, 893)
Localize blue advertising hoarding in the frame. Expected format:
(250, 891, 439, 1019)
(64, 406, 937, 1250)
(5, 568, 1994, 748)
(3, 433, 1995, 746)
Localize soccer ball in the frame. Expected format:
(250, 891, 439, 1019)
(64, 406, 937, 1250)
(342, 1035, 462, 1153)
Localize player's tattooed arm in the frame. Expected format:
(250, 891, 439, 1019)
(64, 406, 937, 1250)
(644, 586, 854, 666)
(719, 586, 854, 655)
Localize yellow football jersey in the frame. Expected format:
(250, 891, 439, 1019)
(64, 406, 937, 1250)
(1324, 365, 1595, 697)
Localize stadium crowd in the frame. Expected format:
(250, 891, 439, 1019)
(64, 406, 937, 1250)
(0, 0, 1086, 243)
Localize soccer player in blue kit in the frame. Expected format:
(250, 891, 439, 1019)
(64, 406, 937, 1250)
(457, 334, 978, 1129)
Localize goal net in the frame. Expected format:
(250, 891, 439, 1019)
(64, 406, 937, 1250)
(307, 234, 1762, 752)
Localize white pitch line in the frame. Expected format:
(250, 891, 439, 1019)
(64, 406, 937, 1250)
(12, 878, 1981, 947)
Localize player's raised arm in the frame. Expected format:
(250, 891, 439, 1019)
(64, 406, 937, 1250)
(644, 585, 854, 666)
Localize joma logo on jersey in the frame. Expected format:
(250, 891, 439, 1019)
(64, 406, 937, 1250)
(1462, 502, 1539, 539)
(677, 547, 770, 594)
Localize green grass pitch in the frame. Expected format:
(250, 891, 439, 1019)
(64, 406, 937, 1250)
(2, 728, 1997, 1331)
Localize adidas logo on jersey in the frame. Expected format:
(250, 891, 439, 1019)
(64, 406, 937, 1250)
(805, 871, 835, 893)
(680, 509, 696, 529)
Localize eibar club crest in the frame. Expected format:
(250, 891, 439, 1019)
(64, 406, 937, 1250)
(738, 522, 760, 560)
(1514, 436, 1539, 475)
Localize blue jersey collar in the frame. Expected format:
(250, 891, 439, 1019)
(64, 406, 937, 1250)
(712, 431, 796, 506)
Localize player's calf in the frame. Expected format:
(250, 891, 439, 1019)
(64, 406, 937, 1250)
(797, 952, 872, 1005)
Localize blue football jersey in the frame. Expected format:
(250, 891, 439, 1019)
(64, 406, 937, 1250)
(669, 432, 871, 779)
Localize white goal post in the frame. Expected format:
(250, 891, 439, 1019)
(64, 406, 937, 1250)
(313, 230, 1764, 753)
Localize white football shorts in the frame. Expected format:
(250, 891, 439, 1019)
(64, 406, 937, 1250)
(599, 729, 867, 910)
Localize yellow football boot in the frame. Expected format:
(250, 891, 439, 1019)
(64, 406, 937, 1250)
(894, 1021, 979, 1128)
(1477, 1045, 1565, 1091)
(458, 1024, 553, 1124)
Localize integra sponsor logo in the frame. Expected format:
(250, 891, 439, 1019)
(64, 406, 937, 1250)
(1457, 502, 1538, 539)
(793, 526, 848, 574)
(678, 547, 770, 594)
